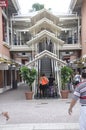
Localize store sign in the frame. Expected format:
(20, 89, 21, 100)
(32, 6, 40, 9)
(0, 63, 8, 70)
(0, 0, 8, 7)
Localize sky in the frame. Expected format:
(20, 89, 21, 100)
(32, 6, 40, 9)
(18, 0, 71, 14)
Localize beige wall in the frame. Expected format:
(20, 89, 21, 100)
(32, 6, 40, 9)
(81, 0, 86, 56)
(2, 46, 10, 57)
(70, 51, 80, 61)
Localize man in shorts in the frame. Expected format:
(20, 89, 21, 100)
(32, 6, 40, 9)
(68, 72, 86, 130)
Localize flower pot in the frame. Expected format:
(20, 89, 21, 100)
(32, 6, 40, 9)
(25, 92, 33, 100)
(60, 90, 69, 99)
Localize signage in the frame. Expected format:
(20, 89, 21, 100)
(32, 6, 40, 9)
(0, 63, 8, 70)
(0, 0, 8, 7)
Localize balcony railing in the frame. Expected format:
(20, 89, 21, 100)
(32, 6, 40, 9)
(60, 37, 79, 44)
(10, 45, 35, 52)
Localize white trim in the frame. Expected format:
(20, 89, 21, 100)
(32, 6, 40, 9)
(26, 50, 66, 66)
(26, 30, 64, 46)
(25, 18, 62, 32)
(31, 8, 59, 21)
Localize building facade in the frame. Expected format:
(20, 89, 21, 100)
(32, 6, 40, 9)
(0, 0, 21, 93)
(0, 0, 85, 94)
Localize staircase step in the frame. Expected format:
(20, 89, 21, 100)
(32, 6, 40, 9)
(0, 123, 79, 130)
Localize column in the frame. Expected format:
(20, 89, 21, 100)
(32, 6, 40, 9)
(16, 31, 18, 45)
(7, 20, 9, 43)
(81, 0, 86, 56)
(78, 17, 80, 44)
(20, 32, 21, 45)
(11, 20, 13, 45)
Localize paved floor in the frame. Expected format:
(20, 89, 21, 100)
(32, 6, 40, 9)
(0, 83, 80, 129)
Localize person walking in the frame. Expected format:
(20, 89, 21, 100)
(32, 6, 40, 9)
(48, 74, 55, 97)
(39, 73, 49, 98)
(73, 71, 81, 88)
(68, 72, 86, 130)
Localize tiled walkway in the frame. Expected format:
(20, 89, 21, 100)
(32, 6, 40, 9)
(0, 83, 80, 129)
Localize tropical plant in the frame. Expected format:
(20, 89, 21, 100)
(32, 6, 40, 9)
(20, 66, 37, 91)
(32, 3, 44, 11)
(61, 66, 73, 90)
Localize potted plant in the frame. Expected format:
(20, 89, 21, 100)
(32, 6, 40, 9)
(61, 66, 73, 98)
(20, 66, 37, 99)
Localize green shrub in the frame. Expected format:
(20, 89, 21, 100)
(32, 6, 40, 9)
(61, 66, 73, 90)
(20, 66, 37, 91)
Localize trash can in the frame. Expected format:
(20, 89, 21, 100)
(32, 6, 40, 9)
(12, 80, 17, 89)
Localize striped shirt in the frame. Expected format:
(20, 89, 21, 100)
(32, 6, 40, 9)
(73, 80, 86, 105)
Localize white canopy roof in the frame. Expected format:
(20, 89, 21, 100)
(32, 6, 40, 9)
(26, 50, 66, 66)
(26, 30, 64, 46)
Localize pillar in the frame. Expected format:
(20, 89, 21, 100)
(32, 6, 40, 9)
(81, 0, 86, 57)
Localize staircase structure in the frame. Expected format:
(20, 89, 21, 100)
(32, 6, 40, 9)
(10, 8, 82, 96)
(0, 0, 84, 96)
(13, 9, 65, 96)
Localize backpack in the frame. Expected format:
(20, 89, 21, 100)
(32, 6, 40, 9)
(41, 77, 48, 85)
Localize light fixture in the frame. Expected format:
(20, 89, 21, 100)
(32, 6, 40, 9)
(82, 61, 85, 64)
(12, 64, 16, 67)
